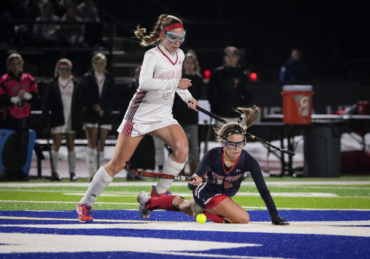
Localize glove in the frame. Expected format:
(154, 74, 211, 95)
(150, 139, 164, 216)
(272, 216, 289, 225)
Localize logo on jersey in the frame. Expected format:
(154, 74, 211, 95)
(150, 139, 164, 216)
(244, 171, 251, 178)
(163, 90, 173, 100)
(179, 61, 182, 65)
(158, 69, 182, 80)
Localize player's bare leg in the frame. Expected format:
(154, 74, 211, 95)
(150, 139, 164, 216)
(205, 197, 250, 224)
(105, 133, 144, 176)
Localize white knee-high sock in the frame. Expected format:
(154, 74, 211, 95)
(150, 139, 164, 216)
(51, 150, 59, 172)
(79, 166, 113, 206)
(68, 151, 76, 173)
(85, 147, 96, 177)
(155, 155, 185, 194)
(98, 151, 104, 169)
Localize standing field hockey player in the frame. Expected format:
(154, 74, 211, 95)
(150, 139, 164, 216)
(137, 106, 289, 225)
(77, 14, 199, 222)
(79, 53, 116, 181)
(42, 59, 82, 181)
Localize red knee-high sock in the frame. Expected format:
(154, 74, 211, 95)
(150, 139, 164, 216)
(204, 212, 224, 223)
(146, 196, 177, 212)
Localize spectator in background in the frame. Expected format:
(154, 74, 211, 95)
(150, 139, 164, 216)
(59, 4, 86, 48)
(279, 49, 308, 82)
(207, 46, 253, 125)
(42, 59, 82, 181)
(33, 2, 61, 47)
(0, 6, 16, 47)
(79, 53, 115, 181)
(173, 51, 204, 175)
(23, 0, 42, 21)
(0, 53, 39, 131)
(54, 0, 76, 17)
(77, 0, 101, 48)
(77, 0, 99, 22)
(0, 53, 39, 181)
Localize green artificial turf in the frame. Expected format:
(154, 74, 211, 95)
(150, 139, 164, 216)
(0, 176, 369, 211)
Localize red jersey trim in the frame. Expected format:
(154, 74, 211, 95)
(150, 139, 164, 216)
(157, 46, 178, 66)
(222, 151, 241, 174)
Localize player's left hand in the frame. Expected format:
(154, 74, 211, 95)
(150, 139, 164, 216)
(187, 98, 198, 111)
(272, 216, 289, 225)
(188, 174, 202, 186)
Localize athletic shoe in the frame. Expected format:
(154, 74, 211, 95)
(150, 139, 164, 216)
(69, 172, 77, 181)
(191, 202, 204, 219)
(272, 216, 289, 225)
(223, 218, 231, 224)
(50, 172, 61, 181)
(76, 204, 93, 223)
(150, 186, 172, 197)
(137, 191, 152, 219)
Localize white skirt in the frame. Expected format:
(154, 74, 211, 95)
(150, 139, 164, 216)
(117, 118, 179, 137)
(51, 125, 75, 134)
(83, 123, 112, 130)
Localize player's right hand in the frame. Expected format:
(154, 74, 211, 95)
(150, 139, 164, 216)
(177, 79, 191, 90)
(188, 174, 202, 186)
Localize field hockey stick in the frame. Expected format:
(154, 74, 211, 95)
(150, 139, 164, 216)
(191, 103, 295, 156)
(46, 128, 60, 181)
(97, 120, 101, 169)
(124, 161, 222, 184)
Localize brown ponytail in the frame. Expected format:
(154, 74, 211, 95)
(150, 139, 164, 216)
(214, 105, 259, 144)
(134, 14, 183, 47)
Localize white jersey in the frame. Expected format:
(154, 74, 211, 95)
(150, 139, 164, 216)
(124, 44, 192, 124)
(52, 77, 74, 134)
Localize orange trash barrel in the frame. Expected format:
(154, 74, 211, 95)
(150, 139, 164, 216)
(281, 85, 314, 124)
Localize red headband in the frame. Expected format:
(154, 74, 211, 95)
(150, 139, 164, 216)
(58, 62, 70, 67)
(162, 23, 183, 32)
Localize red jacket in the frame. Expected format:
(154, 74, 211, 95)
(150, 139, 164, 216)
(0, 73, 39, 119)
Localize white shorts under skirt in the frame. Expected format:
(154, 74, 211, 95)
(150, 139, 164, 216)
(51, 125, 75, 134)
(83, 123, 112, 130)
(117, 118, 179, 137)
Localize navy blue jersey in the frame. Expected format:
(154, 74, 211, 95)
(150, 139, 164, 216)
(191, 147, 278, 219)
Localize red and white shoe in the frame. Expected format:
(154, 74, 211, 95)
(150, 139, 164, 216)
(76, 204, 93, 223)
(150, 186, 172, 197)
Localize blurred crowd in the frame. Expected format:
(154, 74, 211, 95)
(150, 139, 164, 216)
(0, 0, 101, 49)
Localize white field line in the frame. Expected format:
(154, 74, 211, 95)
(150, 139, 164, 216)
(1, 189, 350, 198)
(1, 216, 370, 226)
(0, 232, 262, 256)
(0, 200, 370, 211)
(150, 251, 281, 259)
(0, 181, 370, 188)
(1, 189, 369, 198)
(2, 221, 370, 237)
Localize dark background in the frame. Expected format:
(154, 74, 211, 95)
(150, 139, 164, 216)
(100, 0, 370, 81)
